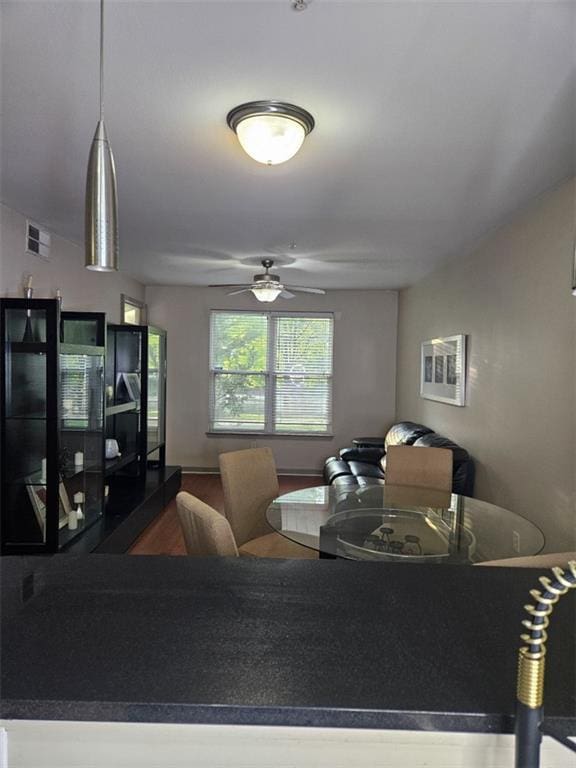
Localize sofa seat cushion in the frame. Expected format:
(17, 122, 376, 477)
(385, 421, 434, 449)
(339, 446, 386, 464)
(357, 476, 386, 487)
(332, 475, 360, 489)
(239, 532, 318, 559)
(324, 457, 353, 484)
(348, 461, 385, 479)
(413, 433, 470, 464)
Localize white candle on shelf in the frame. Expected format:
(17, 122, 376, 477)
(74, 452, 84, 468)
(40, 458, 47, 483)
(68, 507, 78, 530)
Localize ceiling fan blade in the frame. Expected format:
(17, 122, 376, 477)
(209, 284, 252, 289)
(280, 290, 295, 299)
(227, 288, 253, 296)
(283, 285, 326, 295)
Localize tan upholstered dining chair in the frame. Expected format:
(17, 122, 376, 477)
(383, 445, 453, 493)
(219, 447, 317, 559)
(176, 491, 239, 557)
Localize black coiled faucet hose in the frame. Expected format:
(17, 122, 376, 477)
(515, 560, 576, 768)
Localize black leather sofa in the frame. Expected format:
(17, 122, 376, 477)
(324, 421, 475, 496)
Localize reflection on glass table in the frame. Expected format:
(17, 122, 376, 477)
(265, 485, 545, 564)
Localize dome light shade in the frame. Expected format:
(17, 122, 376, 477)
(227, 101, 314, 166)
(251, 283, 283, 302)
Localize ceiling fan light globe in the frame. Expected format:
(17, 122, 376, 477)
(251, 285, 283, 302)
(236, 115, 305, 165)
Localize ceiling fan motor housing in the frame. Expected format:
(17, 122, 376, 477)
(254, 272, 280, 283)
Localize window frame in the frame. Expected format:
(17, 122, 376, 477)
(208, 309, 334, 438)
(121, 294, 147, 326)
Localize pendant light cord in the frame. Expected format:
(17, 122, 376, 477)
(99, 0, 104, 121)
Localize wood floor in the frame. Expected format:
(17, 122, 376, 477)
(128, 473, 321, 556)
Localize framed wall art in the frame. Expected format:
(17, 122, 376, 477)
(420, 334, 467, 406)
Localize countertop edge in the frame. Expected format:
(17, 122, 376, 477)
(0, 699, 519, 733)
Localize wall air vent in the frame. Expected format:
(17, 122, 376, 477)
(26, 220, 51, 259)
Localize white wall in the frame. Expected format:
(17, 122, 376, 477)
(1, 721, 572, 768)
(396, 179, 576, 553)
(146, 286, 398, 473)
(0, 204, 144, 322)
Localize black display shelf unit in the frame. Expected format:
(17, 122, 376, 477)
(0, 300, 106, 554)
(105, 324, 167, 476)
(102, 323, 173, 552)
(1, 306, 177, 555)
(65, 465, 181, 555)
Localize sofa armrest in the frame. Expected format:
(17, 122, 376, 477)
(352, 437, 386, 449)
(339, 446, 386, 464)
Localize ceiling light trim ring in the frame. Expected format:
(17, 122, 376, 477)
(226, 101, 315, 136)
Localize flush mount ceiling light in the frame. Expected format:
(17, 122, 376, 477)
(227, 101, 315, 165)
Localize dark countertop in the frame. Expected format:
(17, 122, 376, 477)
(1, 555, 575, 734)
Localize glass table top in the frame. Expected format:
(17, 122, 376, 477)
(265, 485, 545, 564)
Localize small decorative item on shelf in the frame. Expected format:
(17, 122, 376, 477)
(74, 451, 84, 468)
(105, 439, 120, 459)
(58, 447, 72, 474)
(40, 457, 47, 483)
(21, 274, 35, 342)
(73, 492, 84, 519)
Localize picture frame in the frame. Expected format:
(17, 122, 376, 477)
(121, 372, 141, 402)
(420, 334, 467, 406)
(26, 481, 70, 538)
(58, 482, 72, 528)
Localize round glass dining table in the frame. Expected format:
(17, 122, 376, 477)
(265, 485, 545, 564)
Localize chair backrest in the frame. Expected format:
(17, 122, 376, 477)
(385, 445, 453, 493)
(219, 447, 279, 547)
(176, 491, 239, 557)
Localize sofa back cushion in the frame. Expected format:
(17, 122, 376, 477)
(413, 433, 469, 465)
(385, 421, 433, 449)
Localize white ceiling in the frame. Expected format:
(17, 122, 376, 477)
(1, 0, 574, 289)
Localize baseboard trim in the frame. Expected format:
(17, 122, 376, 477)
(181, 467, 323, 477)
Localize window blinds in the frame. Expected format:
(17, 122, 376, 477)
(210, 311, 333, 434)
(273, 316, 332, 433)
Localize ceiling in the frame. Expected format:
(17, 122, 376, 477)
(1, 0, 574, 290)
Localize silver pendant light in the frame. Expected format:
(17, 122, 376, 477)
(85, 0, 119, 271)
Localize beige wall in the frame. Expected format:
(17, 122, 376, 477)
(396, 179, 576, 552)
(0, 204, 144, 322)
(146, 286, 398, 473)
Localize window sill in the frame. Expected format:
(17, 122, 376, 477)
(206, 431, 334, 440)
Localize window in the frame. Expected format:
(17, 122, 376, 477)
(121, 295, 147, 325)
(209, 311, 333, 435)
(60, 354, 103, 430)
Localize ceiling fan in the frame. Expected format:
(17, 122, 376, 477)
(210, 259, 326, 303)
